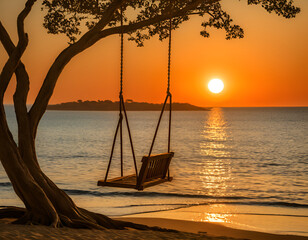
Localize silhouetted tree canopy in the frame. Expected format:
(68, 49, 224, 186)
(41, 0, 300, 44)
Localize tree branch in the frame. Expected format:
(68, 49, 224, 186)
(0, 0, 36, 99)
(29, 0, 125, 137)
(0, 0, 36, 162)
(0, 21, 30, 109)
(28, 0, 218, 137)
(0, 28, 28, 98)
(92, 0, 219, 46)
(0, 21, 32, 155)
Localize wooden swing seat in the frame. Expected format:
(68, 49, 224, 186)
(97, 152, 174, 190)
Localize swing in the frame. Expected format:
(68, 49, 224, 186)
(97, 6, 174, 191)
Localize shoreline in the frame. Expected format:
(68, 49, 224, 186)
(1, 203, 308, 239)
(1, 217, 308, 240)
(2, 200, 308, 239)
(117, 204, 308, 237)
(119, 217, 308, 240)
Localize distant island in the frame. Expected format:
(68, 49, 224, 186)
(47, 99, 210, 111)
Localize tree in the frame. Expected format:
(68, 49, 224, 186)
(0, 0, 300, 229)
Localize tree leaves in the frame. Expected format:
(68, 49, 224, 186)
(41, 0, 300, 44)
(247, 0, 300, 18)
(201, 3, 244, 40)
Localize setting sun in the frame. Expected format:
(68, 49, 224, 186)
(208, 79, 224, 94)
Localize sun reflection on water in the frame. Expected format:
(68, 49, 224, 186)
(198, 108, 234, 223)
(185, 204, 234, 223)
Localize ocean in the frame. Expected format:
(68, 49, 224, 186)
(1, 106, 307, 235)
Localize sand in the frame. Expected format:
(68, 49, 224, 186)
(1, 217, 308, 240)
(121, 204, 308, 238)
(122, 217, 308, 240)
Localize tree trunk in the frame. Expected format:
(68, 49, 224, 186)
(0, 105, 60, 226)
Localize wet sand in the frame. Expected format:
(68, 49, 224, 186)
(1, 217, 308, 240)
(122, 217, 308, 240)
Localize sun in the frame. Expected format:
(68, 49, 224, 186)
(208, 79, 224, 94)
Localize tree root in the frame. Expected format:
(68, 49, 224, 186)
(0, 206, 177, 232)
(0, 206, 26, 219)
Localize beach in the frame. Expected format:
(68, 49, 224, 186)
(124, 218, 308, 240)
(1, 216, 308, 240)
(1, 204, 308, 240)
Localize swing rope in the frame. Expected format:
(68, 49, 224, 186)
(104, 3, 173, 183)
(104, 5, 138, 181)
(167, 17, 172, 154)
(167, 17, 172, 95)
(120, 5, 124, 96)
(148, 15, 173, 158)
(119, 5, 124, 176)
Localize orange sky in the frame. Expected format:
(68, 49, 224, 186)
(0, 0, 307, 107)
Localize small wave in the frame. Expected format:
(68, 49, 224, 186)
(114, 203, 187, 208)
(281, 231, 308, 234)
(114, 201, 308, 217)
(266, 163, 283, 166)
(202, 139, 227, 143)
(116, 201, 308, 210)
(0, 182, 11, 187)
(120, 208, 308, 218)
(112, 201, 308, 217)
(63, 189, 250, 200)
(219, 201, 308, 209)
(244, 201, 308, 208)
(203, 156, 248, 160)
(63, 189, 308, 209)
(229, 213, 308, 218)
(40, 155, 100, 160)
(259, 163, 287, 167)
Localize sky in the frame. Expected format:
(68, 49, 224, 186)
(0, 0, 307, 107)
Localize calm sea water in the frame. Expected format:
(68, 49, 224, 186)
(1, 106, 307, 233)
